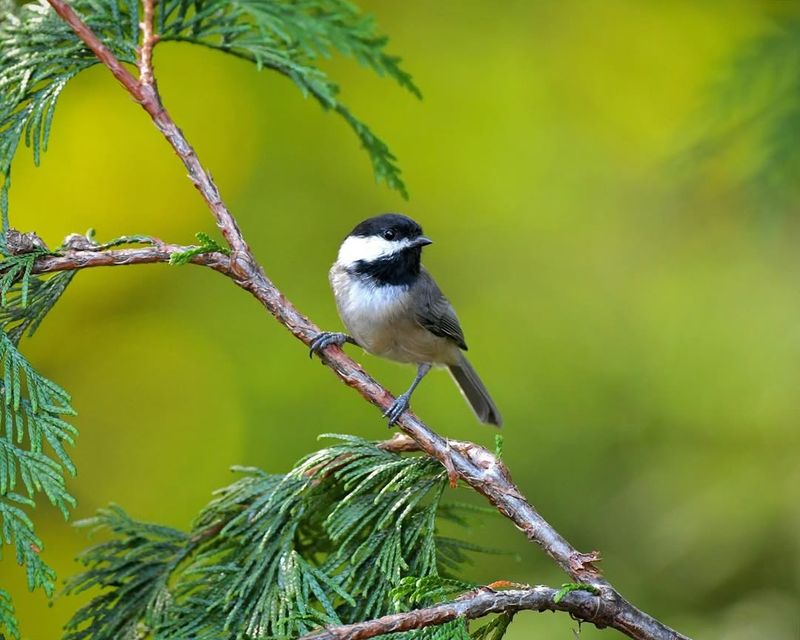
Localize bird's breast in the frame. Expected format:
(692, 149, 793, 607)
(331, 265, 406, 341)
(329, 265, 457, 365)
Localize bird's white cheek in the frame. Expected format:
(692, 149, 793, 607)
(337, 236, 410, 266)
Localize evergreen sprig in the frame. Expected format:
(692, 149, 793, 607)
(0, 331, 77, 512)
(0, 493, 56, 596)
(0, 329, 77, 603)
(169, 231, 230, 265)
(0, 248, 76, 344)
(552, 582, 601, 604)
(64, 435, 497, 640)
(390, 575, 476, 610)
(63, 506, 190, 640)
(0, 243, 78, 619)
(0, 586, 20, 640)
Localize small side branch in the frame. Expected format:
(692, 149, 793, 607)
(300, 586, 616, 640)
(30, 243, 230, 276)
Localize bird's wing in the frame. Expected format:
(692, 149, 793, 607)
(414, 269, 468, 350)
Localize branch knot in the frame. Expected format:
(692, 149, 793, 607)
(5, 229, 48, 255)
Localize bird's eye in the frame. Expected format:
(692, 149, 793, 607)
(383, 229, 396, 240)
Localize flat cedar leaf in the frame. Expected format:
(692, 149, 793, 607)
(0, 327, 77, 612)
(0, 494, 56, 596)
(0, 588, 20, 640)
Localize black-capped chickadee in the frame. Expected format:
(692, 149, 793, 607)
(310, 213, 502, 427)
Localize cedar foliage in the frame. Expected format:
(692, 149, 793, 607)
(63, 436, 492, 640)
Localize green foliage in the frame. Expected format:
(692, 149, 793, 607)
(470, 613, 514, 640)
(0, 0, 416, 226)
(0, 241, 78, 631)
(0, 251, 42, 309)
(63, 506, 190, 640)
(0, 248, 76, 344)
(0, 493, 55, 596)
(400, 620, 472, 640)
(169, 232, 230, 265)
(64, 435, 494, 640)
(0, 327, 77, 600)
(391, 575, 475, 609)
(688, 19, 800, 212)
(494, 434, 503, 459)
(552, 582, 601, 604)
(0, 0, 138, 230)
(0, 330, 77, 500)
(0, 587, 20, 640)
(157, 0, 419, 197)
(1, 269, 77, 342)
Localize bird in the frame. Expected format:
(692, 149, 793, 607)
(309, 213, 502, 427)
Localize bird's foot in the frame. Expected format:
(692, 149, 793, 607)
(383, 393, 411, 427)
(309, 331, 352, 359)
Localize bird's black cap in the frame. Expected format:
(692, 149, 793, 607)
(348, 213, 424, 241)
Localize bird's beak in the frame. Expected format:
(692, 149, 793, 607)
(411, 236, 433, 248)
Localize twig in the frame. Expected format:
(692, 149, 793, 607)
(41, 3, 691, 639)
(299, 586, 615, 640)
(138, 0, 158, 88)
(30, 244, 230, 276)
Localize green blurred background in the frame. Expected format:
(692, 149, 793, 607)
(4, 1, 800, 638)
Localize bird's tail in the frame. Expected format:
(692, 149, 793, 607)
(448, 353, 502, 427)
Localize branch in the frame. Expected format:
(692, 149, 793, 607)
(300, 586, 616, 640)
(31, 243, 230, 276)
(43, 4, 691, 639)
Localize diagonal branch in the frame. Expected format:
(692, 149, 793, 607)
(42, 3, 691, 639)
(299, 586, 615, 640)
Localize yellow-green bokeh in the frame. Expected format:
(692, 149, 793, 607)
(4, 1, 799, 638)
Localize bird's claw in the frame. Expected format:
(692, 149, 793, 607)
(309, 331, 351, 359)
(383, 393, 410, 427)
